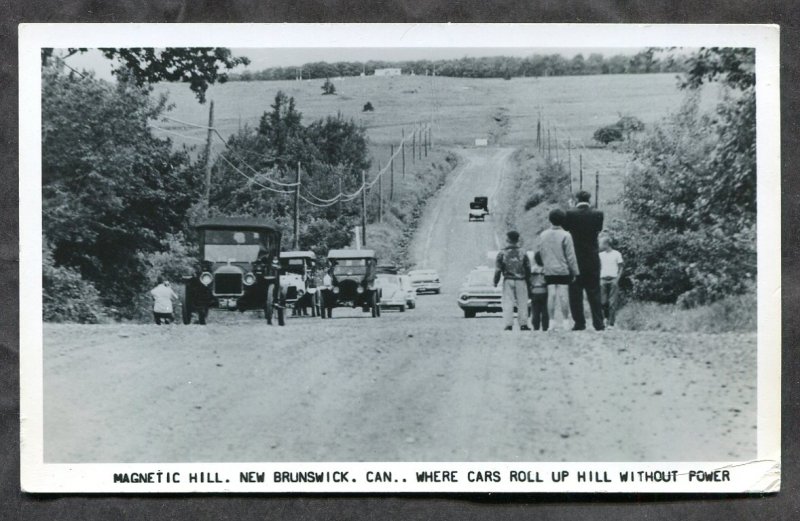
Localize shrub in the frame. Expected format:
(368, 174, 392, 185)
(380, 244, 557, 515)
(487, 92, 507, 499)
(321, 78, 336, 95)
(535, 160, 571, 204)
(524, 191, 545, 211)
(363, 101, 374, 112)
(43, 246, 107, 323)
(593, 124, 624, 145)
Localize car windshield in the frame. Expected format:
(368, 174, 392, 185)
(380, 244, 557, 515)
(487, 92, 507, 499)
(467, 270, 494, 286)
(410, 271, 437, 280)
(203, 229, 270, 263)
(281, 258, 306, 276)
(332, 259, 368, 277)
(376, 275, 401, 288)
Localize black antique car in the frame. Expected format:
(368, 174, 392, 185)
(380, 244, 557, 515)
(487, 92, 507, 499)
(468, 196, 490, 222)
(181, 217, 286, 326)
(319, 249, 381, 318)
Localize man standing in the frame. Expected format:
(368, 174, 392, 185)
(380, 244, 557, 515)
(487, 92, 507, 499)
(564, 191, 605, 331)
(150, 278, 178, 325)
(494, 231, 532, 331)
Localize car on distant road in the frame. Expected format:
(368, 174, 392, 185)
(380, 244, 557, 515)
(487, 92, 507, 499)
(399, 275, 417, 309)
(468, 196, 490, 222)
(181, 217, 285, 326)
(457, 267, 502, 318)
(376, 274, 407, 312)
(320, 249, 381, 318)
(408, 269, 442, 294)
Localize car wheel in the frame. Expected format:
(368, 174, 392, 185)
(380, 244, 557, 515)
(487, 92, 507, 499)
(265, 283, 276, 325)
(399, 305, 405, 312)
(181, 287, 192, 325)
(464, 309, 476, 318)
(370, 291, 378, 317)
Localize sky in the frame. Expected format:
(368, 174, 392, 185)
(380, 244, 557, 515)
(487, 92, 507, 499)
(61, 47, 646, 80)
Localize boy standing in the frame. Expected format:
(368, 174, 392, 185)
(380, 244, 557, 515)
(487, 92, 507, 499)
(150, 278, 178, 325)
(494, 231, 532, 331)
(598, 236, 624, 329)
(538, 209, 580, 331)
(530, 252, 549, 331)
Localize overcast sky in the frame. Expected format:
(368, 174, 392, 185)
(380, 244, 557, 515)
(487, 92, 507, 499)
(62, 47, 646, 80)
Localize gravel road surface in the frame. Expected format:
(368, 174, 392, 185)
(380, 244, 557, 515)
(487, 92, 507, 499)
(43, 148, 756, 463)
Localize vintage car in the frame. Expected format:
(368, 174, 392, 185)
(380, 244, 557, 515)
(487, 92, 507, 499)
(181, 217, 285, 326)
(376, 273, 407, 312)
(399, 275, 417, 309)
(468, 196, 490, 222)
(279, 251, 320, 317)
(408, 269, 442, 294)
(319, 249, 381, 318)
(457, 266, 503, 318)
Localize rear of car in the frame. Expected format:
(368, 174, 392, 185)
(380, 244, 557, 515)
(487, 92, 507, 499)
(457, 267, 503, 318)
(408, 269, 442, 294)
(399, 275, 416, 309)
(376, 274, 407, 312)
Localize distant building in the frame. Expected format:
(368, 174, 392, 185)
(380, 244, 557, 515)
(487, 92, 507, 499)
(374, 68, 402, 77)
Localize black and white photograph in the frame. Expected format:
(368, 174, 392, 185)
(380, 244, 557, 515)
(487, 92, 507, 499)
(19, 24, 780, 493)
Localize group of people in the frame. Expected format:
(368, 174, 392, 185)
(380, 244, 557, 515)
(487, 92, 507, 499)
(493, 191, 624, 332)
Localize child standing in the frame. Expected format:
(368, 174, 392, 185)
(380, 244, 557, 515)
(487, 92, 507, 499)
(598, 236, 624, 329)
(530, 252, 549, 331)
(538, 209, 580, 331)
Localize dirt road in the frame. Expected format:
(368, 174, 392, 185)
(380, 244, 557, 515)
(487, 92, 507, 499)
(43, 148, 756, 463)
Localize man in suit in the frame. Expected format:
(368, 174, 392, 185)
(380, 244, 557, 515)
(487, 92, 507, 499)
(563, 191, 605, 331)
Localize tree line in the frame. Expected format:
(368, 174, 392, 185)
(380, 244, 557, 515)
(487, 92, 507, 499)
(230, 50, 688, 82)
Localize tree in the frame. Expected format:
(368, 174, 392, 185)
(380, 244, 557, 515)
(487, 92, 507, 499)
(42, 64, 203, 316)
(42, 48, 249, 103)
(363, 101, 374, 112)
(321, 77, 337, 95)
(593, 125, 624, 145)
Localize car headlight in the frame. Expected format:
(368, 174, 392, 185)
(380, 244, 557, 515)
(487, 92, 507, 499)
(200, 272, 213, 286)
(243, 272, 256, 286)
(298, 289, 305, 296)
(332, 286, 340, 294)
(356, 286, 364, 294)
(459, 294, 469, 301)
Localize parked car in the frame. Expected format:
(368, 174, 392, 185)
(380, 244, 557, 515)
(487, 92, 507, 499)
(181, 217, 285, 326)
(457, 267, 502, 318)
(319, 249, 381, 318)
(408, 269, 442, 294)
(279, 251, 320, 317)
(399, 275, 417, 309)
(376, 274, 407, 312)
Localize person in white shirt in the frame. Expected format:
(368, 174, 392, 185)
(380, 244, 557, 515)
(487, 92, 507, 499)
(598, 236, 624, 329)
(150, 278, 178, 325)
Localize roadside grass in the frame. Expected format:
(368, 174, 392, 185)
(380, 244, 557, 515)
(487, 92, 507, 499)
(616, 291, 757, 333)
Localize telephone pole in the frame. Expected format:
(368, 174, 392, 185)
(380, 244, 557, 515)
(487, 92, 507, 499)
(390, 144, 395, 201)
(567, 138, 573, 194)
(378, 161, 383, 223)
(595, 171, 600, 208)
(579, 154, 583, 190)
(203, 100, 215, 212)
(412, 128, 416, 164)
(401, 129, 406, 178)
(293, 162, 301, 250)
(361, 170, 367, 247)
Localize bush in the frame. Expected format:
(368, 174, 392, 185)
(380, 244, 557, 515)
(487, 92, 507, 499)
(524, 191, 545, 211)
(535, 160, 571, 203)
(363, 101, 374, 112)
(593, 124, 624, 145)
(321, 78, 336, 95)
(43, 246, 107, 323)
(593, 116, 644, 145)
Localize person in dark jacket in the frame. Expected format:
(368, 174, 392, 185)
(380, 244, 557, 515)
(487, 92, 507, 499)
(563, 191, 605, 331)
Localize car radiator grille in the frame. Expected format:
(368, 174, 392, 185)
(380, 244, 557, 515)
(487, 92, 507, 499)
(214, 273, 243, 295)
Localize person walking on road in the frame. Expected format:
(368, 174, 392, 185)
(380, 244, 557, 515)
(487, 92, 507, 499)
(598, 235, 624, 329)
(494, 231, 532, 331)
(538, 209, 580, 331)
(150, 278, 178, 325)
(564, 191, 605, 331)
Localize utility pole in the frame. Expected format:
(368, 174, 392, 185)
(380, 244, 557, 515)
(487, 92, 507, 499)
(595, 171, 600, 208)
(419, 127, 423, 160)
(567, 138, 573, 194)
(293, 162, 301, 250)
(378, 160, 383, 223)
(203, 100, 215, 213)
(579, 154, 583, 190)
(401, 129, 406, 178)
(536, 118, 541, 153)
(424, 126, 429, 157)
(547, 128, 551, 161)
(412, 128, 416, 164)
(361, 170, 367, 247)
(337, 175, 343, 215)
(390, 144, 395, 201)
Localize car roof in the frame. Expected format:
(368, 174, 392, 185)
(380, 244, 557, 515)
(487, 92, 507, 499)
(409, 268, 437, 273)
(280, 251, 316, 259)
(327, 249, 377, 259)
(195, 216, 280, 232)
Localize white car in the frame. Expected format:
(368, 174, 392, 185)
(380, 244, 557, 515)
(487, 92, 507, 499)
(375, 274, 407, 312)
(399, 275, 417, 309)
(408, 269, 442, 294)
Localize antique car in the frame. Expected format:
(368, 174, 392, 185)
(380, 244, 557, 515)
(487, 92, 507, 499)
(468, 196, 490, 222)
(457, 266, 503, 318)
(376, 273, 407, 312)
(399, 275, 417, 309)
(181, 217, 285, 326)
(319, 249, 381, 318)
(279, 251, 320, 317)
(408, 269, 442, 294)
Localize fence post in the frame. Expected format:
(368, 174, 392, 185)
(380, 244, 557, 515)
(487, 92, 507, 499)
(412, 128, 416, 164)
(579, 154, 583, 190)
(378, 160, 383, 223)
(390, 144, 395, 201)
(361, 170, 367, 246)
(595, 171, 599, 208)
(293, 161, 301, 250)
(402, 129, 406, 179)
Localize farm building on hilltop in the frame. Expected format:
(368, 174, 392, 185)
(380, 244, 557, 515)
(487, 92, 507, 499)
(374, 68, 402, 77)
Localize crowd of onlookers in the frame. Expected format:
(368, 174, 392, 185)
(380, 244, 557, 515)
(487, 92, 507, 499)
(494, 190, 623, 332)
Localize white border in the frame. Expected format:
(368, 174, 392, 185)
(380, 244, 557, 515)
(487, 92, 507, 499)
(19, 23, 781, 493)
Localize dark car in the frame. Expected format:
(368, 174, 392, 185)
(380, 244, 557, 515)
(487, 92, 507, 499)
(319, 249, 381, 318)
(469, 196, 490, 222)
(181, 217, 285, 326)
